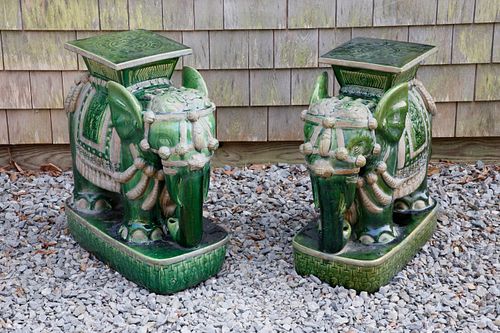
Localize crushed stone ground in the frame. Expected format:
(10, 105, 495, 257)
(0, 162, 498, 332)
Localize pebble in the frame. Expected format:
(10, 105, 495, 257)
(0, 162, 498, 332)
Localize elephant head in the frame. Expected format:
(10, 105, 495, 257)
(107, 66, 218, 247)
(300, 72, 430, 253)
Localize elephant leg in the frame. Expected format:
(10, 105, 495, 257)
(119, 197, 163, 243)
(355, 201, 397, 245)
(118, 169, 163, 243)
(164, 165, 209, 248)
(312, 174, 357, 254)
(72, 167, 118, 213)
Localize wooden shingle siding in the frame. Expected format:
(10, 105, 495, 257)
(0, 110, 9, 144)
(432, 103, 457, 138)
(202, 70, 250, 107)
(274, 30, 318, 68)
(224, 0, 287, 29)
(474, 0, 500, 23)
(456, 102, 500, 137)
(249, 31, 274, 69)
(336, 0, 373, 28)
(128, 0, 163, 30)
(475, 65, 500, 101)
(0, 34, 3, 71)
(30, 72, 64, 109)
(50, 109, 69, 144)
(250, 70, 291, 106)
(352, 27, 409, 41)
(373, 0, 437, 26)
(291, 69, 334, 105)
(437, 0, 475, 24)
(0, 0, 498, 147)
(452, 24, 494, 64)
(417, 65, 476, 102)
(210, 31, 249, 69)
(163, 0, 194, 31)
(194, 0, 224, 30)
(216, 107, 267, 141)
(0, 72, 31, 109)
(0, 0, 22, 30)
(62, 72, 88, 101)
(409, 26, 453, 65)
(183, 31, 210, 69)
(21, 0, 99, 30)
(268, 106, 305, 141)
(287, 0, 336, 29)
(494, 24, 500, 63)
(2, 31, 77, 70)
(7, 110, 52, 144)
(318, 28, 352, 67)
(99, 0, 129, 30)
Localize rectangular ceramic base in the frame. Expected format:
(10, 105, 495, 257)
(66, 201, 229, 294)
(293, 205, 438, 292)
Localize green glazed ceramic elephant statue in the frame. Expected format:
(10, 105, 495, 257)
(293, 38, 439, 292)
(300, 73, 436, 253)
(64, 30, 228, 294)
(67, 66, 218, 247)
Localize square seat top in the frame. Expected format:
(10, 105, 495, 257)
(65, 29, 192, 71)
(319, 37, 437, 73)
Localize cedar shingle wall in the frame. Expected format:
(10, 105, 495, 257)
(0, 0, 499, 145)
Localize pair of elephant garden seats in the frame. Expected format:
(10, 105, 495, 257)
(64, 30, 438, 294)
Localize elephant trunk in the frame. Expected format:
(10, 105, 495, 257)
(313, 174, 357, 253)
(163, 165, 209, 248)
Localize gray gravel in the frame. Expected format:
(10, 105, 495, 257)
(0, 162, 498, 332)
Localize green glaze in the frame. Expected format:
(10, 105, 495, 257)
(64, 30, 226, 293)
(66, 30, 192, 86)
(293, 206, 437, 292)
(297, 38, 438, 292)
(66, 30, 190, 68)
(66, 202, 228, 294)
(321, 37, 436, 71)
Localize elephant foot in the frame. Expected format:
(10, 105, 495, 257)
(358, 225, 398, 245)
(74, 194, 112, 213)
(119, 222, 163, 243)
(394, 195, 434, 213)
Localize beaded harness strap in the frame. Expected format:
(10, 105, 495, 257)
(299, 101, 381, 178)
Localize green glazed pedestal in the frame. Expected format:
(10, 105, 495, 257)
(64, 30, 228, 294)
(295, 38, 438, 292)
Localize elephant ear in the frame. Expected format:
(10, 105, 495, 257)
(107, 81, 143, 142)
(182, 66, 208, 97)
(309, 72, 330, 104)
(374, 82, 409, 143)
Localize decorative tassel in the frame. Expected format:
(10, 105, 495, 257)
(192, 120, 206, 151)
(380, 171, 404, 189)
(319, 128, 332, 157)
(126, 173, 149, 200)
(141, 172, 163, 210)
(357, 187, 383, 213)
